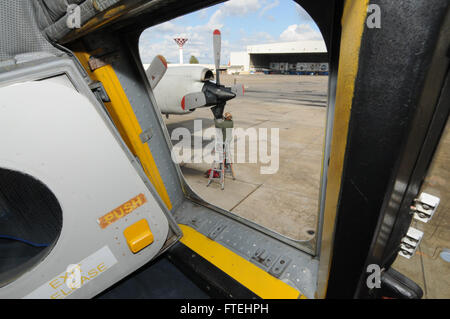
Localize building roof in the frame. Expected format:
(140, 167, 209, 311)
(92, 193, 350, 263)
(246, 41, 327, 54)
(143, 63, 227, 70)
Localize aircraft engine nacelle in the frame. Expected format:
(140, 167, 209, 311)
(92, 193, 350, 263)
(150, 65, 214, 115)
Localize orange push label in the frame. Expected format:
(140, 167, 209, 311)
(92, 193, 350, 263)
(98, 194, 147, 229)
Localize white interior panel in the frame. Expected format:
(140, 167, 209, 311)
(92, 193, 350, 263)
(0, 79, 169, 298)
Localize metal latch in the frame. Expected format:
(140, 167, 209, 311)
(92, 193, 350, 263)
(139, 128, 153, 144)
(251, 248, 276, 268)
(66, 4, 81, 29)
(269, 256, 291, 278)
(398, 227, 423, 259)
(207, 223, 227, 240)
(89, 81, 110, 102)
(411, 192, 440, 223)
(88, 52, 119, 71)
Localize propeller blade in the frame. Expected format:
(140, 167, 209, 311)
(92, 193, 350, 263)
(231, 84, 245, 96)
(213, 29, 221, 85)
(211, 102, 226, 120)
(146, 55, 168, 90)
(182, 92, 207, 110)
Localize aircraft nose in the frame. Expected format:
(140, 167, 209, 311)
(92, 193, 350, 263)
(204, 82, 236, 102)
(215, 87, 236, 101)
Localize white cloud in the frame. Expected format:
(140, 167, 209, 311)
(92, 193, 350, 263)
(139, 0, 261, 64)
(207, 0, 261, 29)
(279, 24, 323, 42)
(259, 0, 279, 17)
(219, 0, 261, 16)
(139, 1, 325, 64)
(197, 8, 208, 20)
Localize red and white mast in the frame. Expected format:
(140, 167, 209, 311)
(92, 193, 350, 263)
(173, 37, 188, 64)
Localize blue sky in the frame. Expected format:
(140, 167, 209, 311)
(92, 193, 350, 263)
(139, 0, 324, 64)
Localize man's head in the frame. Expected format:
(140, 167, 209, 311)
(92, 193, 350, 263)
(224, 112, 232, 120)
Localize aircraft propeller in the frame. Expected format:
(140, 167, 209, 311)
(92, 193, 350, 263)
(182, 29, 244, 119)
(147, 55, 168, 90)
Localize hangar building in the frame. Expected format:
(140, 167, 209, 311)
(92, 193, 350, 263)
(229, 40, 328, 75)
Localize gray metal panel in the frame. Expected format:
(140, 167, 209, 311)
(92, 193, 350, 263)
(94, 35, 188, 212)
(0, 0, 62, 62)
(173, 200, 318, 299)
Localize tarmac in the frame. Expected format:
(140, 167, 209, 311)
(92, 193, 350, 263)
(165, 74, 327, 242)
(163, 73, 449, 298)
